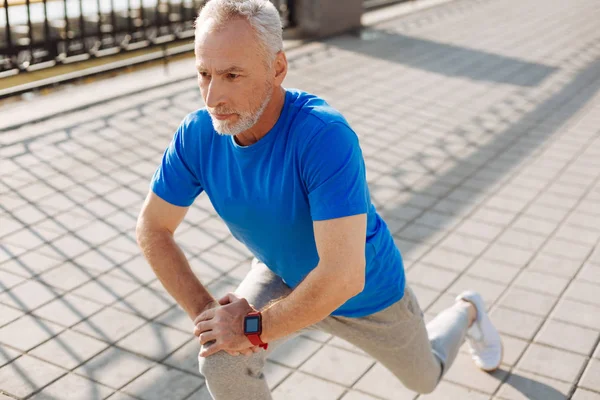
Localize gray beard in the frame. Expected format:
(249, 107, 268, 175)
(211, 89, 272, 137)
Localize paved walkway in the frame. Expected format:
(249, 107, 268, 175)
(1, 0, 600, 399)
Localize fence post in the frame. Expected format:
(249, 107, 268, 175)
(292, 0, 363, 39)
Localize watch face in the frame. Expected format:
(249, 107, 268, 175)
(244, 316, 260, 334)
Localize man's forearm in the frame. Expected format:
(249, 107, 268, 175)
(137, 228, 215, 320)
(260, 263, 363, 343)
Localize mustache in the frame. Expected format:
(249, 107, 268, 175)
(210, 108, 239, 115)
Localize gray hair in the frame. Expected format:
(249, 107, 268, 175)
(195, 0, 283, 62)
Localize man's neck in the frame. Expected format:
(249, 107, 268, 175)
(235, 87, 286, 147)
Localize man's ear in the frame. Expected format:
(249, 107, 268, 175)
(274, 51, 288, 83)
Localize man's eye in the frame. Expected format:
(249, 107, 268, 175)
(227, 73, 240, 80)
(199, 72, 210, 78)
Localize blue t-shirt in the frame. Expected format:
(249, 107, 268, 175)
(151, 89, 405, 317)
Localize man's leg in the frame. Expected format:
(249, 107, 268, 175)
(198, 258, 294, 400)
(315, 285, 472, 394)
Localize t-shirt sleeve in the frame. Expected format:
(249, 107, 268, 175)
(150, 120, 203, 207)
(301, 122, 369, 221)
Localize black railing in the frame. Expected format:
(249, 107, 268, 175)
(0, 0, 295, 76)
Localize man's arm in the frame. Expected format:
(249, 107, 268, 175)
(136, 191, 216, 320)
(260, 213, 367, 342)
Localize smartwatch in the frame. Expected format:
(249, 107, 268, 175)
(243, 311, 268, 349)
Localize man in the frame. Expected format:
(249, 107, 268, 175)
(136, 0, 503, 398)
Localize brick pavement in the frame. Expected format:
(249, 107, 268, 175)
(1, 0, 600, 399)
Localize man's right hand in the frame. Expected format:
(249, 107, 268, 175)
(193, 300, 260, 356)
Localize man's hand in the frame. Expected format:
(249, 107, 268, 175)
(194, 293, 262, 357)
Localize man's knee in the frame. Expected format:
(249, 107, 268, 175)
(199, 351, 245, 382)
(402, 371, 439, 394)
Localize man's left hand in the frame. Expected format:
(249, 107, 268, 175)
(194, 293, 259, 357)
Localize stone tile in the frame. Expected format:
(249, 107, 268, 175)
(466, 259, 520, 285)
(513, 270, 569, 296)
(73, 249, 132, 273)
(497, 287, 557, 317)
(0, 279, 64, 311)
(341, 391, 381, 400)
(0, 270, 25, 293)
(272, 371, 347, 400)
(116, 322, 190, 361)
(105, 391, 139, 400)
(572, 388, 600, 400)
(426, 292, 456, 315)
(112, 287, 176, 320)
(75, 221, 121, 246)
(496, 228, 546, 252)
(32, 293, 104, 328)
(154, 306, 191, 333)
(120, 364, 203, 400)
(2, 228, 46, 251)
(49, 235, 92, 259)
(394, 239, 431, 263)
(107, 256, 157, 285)
(444, 352, 507, 394)
(264, 360, 293, 389)
(0, 315, 64, 351)
(163, 340, 201, 376)
(577, 263, 600, 285)
(490, 307, 544, 340)
(409, 284, 440, 310)
(29, 373, 114, 400)
(74, 347, 154, 389)
(352, 363, 417, 400)
(527, 253, 582, 278)
(420, 381, 490, 400)
(496, 369, 572, 400)
(72, 275, 140, 305)
(565, 212, 600, 232)
(454, 219, 503, 241)
(420, 248, 474, 272)
(179, 385, 212, 400)
(499, 335, 529, 367)
(0, 343, 21, 368)
(447, 275, 506, 305)
(535, 319, 599, 355)
(397, 223, 448, 245)
(512, 216, 558, 236)
(517, 343, 587, 382)
(564, 281, 600, 307)
(438, 233, 490, 256)
(406, 264, 458, 291)
(552, 298, 600, 330)
(30, 329, 109, 370)
(540, 238, 593, 264)
(554, 224, 599, 246)
(482, 244, 533, 268)
(268, 336, 322, 369)
(300, 345, 374, 386)
(0, 354, 66, 398)
(0, 304, 24, 328)
(37, 262, 100, 291)
(72, 307, 146, 343)
(471, 207, 516, 226)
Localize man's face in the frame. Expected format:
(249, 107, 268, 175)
(195, 18, 274, 136)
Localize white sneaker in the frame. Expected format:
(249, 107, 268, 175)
(455, 291, 503, 372)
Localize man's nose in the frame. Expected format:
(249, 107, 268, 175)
(205, 79, 226, 109)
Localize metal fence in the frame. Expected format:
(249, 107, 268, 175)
(0, 0, 295, 77)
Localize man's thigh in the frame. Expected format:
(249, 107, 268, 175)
(315, 286, 441, 388)
(234, 258, 293, 310)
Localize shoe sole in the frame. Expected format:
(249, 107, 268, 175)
(478, 339, 504, 373)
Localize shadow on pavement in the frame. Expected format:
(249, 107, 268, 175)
(492, 368, 570, 400)
(327, 28, 558, 87)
